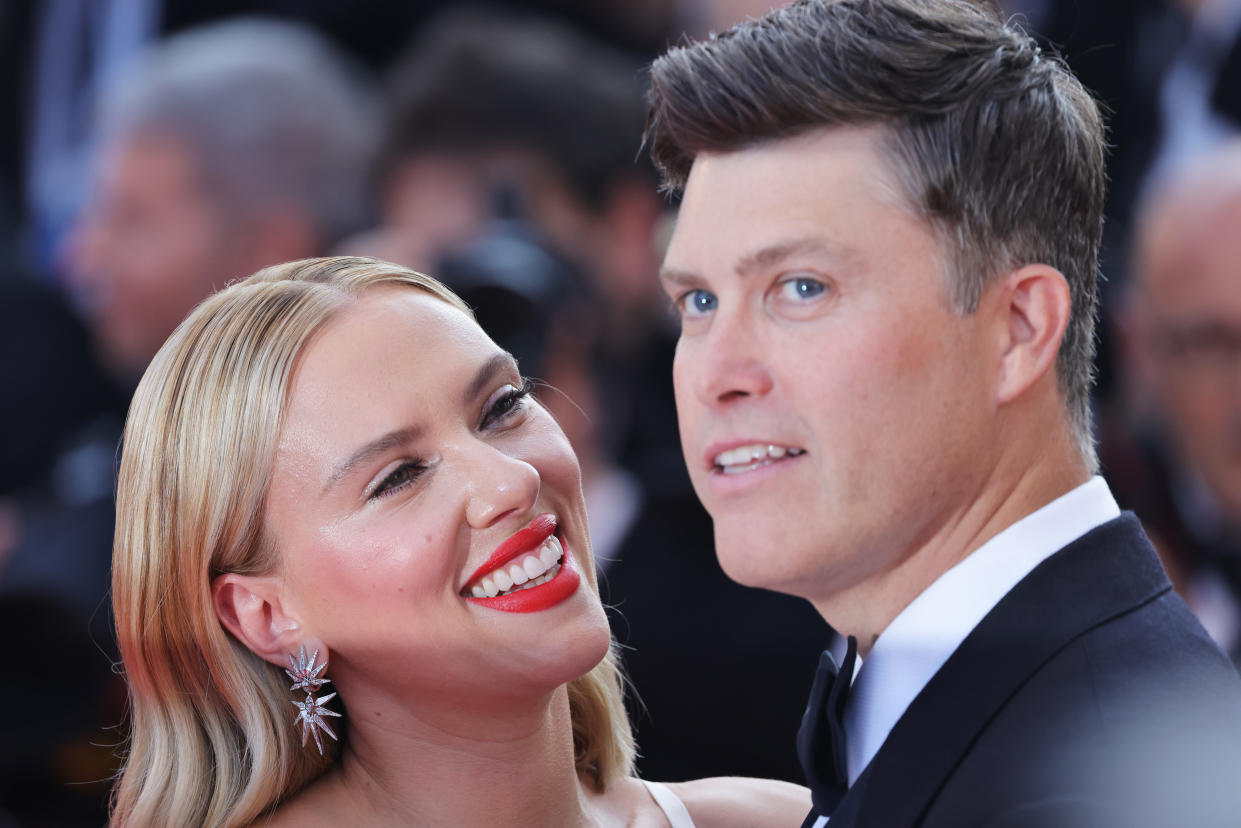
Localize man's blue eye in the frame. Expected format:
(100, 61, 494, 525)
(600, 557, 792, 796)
(682, 289, 718, 315)
(779, 277, 826, 300)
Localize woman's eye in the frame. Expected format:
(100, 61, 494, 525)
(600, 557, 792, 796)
(370, 461, 425, 500)
(677, 289, 718, 317)
(776, 276, 827, 301)
(481, 379, 534, 429)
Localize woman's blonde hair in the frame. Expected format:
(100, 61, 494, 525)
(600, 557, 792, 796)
(110, 257, 634, 827)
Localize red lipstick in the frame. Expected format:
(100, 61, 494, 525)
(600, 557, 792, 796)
(468, 548, 580, 613)
(463, 513, 557, 588)
(462, 514, 581, 613)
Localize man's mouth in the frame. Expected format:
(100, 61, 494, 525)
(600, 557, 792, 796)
(712, 443, 806, 475)
(462, 534, 565, 599)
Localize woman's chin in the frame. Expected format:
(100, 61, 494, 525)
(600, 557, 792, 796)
(539, 608, 616, 689)
(521, 566, 615, 687)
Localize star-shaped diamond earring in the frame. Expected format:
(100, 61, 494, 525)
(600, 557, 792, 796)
(285, 645, 342, 754)
(286, 646, 330, 692)
(292, 688, 342, 754)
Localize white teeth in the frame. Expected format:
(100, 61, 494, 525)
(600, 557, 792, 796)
(466, 534, 566, 598)
(541, 536, 562, 567)
(526, 563, 559, 588)
(713, 444, 804, 469)
(494, 569, 514, 591)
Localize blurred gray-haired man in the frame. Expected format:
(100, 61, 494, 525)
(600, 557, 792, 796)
(67, 18, 377, 383)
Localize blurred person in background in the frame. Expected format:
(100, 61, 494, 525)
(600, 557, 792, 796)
(65, 17, 378, 388)
(1002, 0, 1241, 406)
(0, 278, 124, 827)
(1105, 141, 1241, 663)
(14, 0, 433, 279)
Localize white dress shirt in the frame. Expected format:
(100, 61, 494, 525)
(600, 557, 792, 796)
(843, 476, 1121, 785)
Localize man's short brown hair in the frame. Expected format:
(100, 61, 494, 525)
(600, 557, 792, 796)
(647, 0, 1107, 464)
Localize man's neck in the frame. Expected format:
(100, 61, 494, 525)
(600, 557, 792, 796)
(814, 454, 1091, 657)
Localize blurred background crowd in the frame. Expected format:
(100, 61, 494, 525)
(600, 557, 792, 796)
(0, 0, 1239, 824)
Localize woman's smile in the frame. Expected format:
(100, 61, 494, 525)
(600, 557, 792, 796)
(464, 524, 581, 612)
(263, 285, 610, 697)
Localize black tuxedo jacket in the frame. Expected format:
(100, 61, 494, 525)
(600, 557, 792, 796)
(820, 514, 1241, 828)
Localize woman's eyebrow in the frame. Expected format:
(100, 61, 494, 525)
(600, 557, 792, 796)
(323, 425, 423, 495)
(322, 352, 516, 496)
(322, 351, 519, 495)
(464, 351, 520, 405)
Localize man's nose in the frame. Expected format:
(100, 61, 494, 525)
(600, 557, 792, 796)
(681, 310, 774, 407)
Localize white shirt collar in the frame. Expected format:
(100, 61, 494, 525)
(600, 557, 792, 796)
(843, 476, 1121, 785)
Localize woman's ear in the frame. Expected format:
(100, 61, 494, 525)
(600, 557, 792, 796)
(994, 263, 1072, 405)
(212, 573, 310, 669)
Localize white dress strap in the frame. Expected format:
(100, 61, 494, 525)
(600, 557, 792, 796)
(641, 780, 696, 828)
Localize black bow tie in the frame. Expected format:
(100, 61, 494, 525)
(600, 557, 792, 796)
(797, 635, 858, 818)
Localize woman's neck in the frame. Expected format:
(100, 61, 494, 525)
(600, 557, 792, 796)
(301, 683, 599, 826)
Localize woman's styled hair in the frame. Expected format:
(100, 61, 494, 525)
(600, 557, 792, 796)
(646, 0, 1107, 468)
(110, 256, 634, 827)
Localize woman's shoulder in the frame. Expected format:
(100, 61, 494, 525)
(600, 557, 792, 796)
(660, 777, 812, 827)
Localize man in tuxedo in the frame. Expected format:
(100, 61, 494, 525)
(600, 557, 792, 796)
(646, 1, 1241, 826)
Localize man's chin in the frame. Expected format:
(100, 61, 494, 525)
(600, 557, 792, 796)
(715, 545, 817, 600)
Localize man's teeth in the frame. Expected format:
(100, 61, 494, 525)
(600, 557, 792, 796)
(469, 536, 564, 598)
(713, 444, 804, 472)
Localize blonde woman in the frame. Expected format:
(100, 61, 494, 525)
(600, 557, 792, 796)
(110, 257, 808, 826)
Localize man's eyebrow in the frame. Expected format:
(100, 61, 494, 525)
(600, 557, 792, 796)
(660, 237, 858, 287)
(658, 267, 699, 288)
(322, 352, 519, 496)
(737, 237, 853, 277)
(324, 425, 423, 495)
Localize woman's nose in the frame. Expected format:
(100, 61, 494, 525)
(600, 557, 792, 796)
(462, 442, 542, 530)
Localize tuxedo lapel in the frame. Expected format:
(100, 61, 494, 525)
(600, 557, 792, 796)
(848, 514, 1170, 828)
(815, 761, 872, 827)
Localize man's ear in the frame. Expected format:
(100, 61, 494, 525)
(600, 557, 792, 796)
(993, 263, 1072, 405)
(212, 572, 313, 669)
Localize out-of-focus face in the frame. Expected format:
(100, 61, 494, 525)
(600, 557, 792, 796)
(1133, 196, 1241, 520)
(373, 153, 494, 269)
(265, 287, 610, 709)
(662, 127, 997, 608)
(67, 130, 237, 380)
